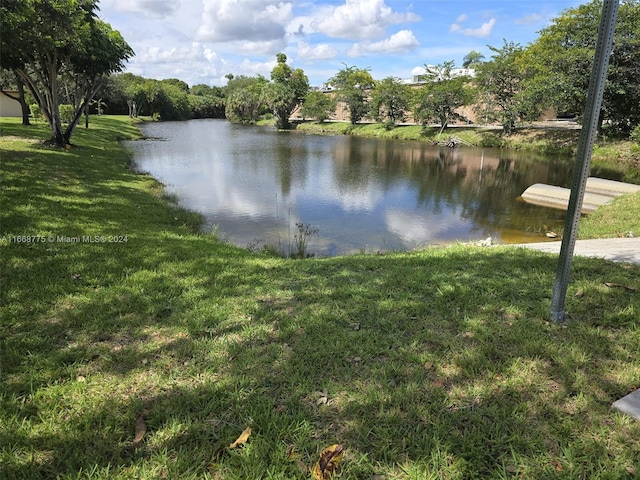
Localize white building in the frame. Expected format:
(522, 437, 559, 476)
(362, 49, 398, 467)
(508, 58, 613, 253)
(410, 66, 476, 84)
(0, 90, 22, 117)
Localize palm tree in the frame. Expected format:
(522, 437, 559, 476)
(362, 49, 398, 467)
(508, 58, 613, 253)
(462, 50, 485, 68)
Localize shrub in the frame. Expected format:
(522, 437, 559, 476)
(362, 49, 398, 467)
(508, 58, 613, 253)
(30, 104, 41, 121)
(630, 124, 640, 144)
(59, 104, 74, 124)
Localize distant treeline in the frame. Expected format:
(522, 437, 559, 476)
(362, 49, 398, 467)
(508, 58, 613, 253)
(96, 73, 226, 120)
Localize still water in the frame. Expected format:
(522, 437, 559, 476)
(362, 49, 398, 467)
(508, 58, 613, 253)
(127, 119, 602, 256)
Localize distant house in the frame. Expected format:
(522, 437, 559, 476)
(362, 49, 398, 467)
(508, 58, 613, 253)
(0, 90, 23, 117)
(411, 66, 476, 84)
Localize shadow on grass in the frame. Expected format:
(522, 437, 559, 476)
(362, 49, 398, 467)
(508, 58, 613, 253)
(2, 117, 638, 478)
(2, 240, 639, 478)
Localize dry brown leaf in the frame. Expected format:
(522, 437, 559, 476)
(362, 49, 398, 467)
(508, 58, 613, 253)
(295, 458, 308, 475)
(604, 282, 637, 291)
(312, 444, 344, 480)
(315, 389, 329, 405)
(229, 426, 251, 449)
(132, 413, 146, 448)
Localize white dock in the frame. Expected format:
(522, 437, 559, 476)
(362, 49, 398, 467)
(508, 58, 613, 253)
(520, 177, 640, 213)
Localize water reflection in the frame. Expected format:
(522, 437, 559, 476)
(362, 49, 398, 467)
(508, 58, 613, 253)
(126, 119, 613, 256)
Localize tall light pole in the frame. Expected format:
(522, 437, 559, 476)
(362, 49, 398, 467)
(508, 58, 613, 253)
(550, 0, 620, 322)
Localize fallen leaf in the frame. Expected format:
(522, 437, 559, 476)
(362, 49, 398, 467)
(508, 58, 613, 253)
(604, 282, 636, 291)
(574, 288, 584, 298)
(315, 389, 329, 405)
(626, 466, 637, 475)
(296, 459, 308, 475)
(229, 426, 251, 449)
(132, 413, 146, 448)
(312, 444, 344, 480)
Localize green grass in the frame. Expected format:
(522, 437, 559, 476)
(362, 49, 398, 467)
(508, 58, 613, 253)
(579, 191, 640, 239)
(295, 121, 577, 152)
(1, 116, 639, 479)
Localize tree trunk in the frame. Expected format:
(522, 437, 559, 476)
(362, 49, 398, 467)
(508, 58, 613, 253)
(15, 75, 31, 126)
(1, 73, 31, 126)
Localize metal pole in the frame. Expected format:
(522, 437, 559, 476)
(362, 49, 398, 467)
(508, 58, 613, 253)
(550, 0, 619, 322)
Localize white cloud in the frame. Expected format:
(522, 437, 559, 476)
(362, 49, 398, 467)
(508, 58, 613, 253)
(297, 41, 338, 61)
(110, 0, 180, 18)
(312, 0, 419, 40)
(450, 17, 496, 38)
(136, 43, 202, 64)
(235, 58, 278, 77)
(127, 42, 226, 85)
(349, 29, 419, 57)
(465, 18, 496, 38)
(515, 13, 545, 25)
(196, 0, 293, 43)
(235, 39, 288, 56)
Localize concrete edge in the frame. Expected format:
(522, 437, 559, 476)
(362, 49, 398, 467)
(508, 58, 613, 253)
(612, 388, 640, 421)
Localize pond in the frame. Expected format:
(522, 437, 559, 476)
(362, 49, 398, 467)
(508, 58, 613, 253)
(126, 119, 613, 257)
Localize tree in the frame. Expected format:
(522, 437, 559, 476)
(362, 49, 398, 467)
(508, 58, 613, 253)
(462, 50, 485, 68)
(369, 77, 412, 127)
(263, 53, 309, 129)
(225, 75, 268, 124)
(329, 64, 375, 125)
(300, 90, 337, 123)
(188, 84, 225, 118)
(413, 61, 475, 133)
(155, 80, 191, 120)
(0, 70, 31, 125)
(525, 0, 640, 135)
(475, 41, 540, 134)
(0, 0, 133, 146)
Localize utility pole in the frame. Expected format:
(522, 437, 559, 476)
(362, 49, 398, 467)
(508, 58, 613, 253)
(550, 0, 620, 322)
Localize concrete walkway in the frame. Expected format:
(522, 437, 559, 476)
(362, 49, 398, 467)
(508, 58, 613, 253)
(508, 237, 640, 265)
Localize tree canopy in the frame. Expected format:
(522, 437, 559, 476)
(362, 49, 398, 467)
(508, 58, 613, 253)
(329, 64, 375, 125)
(0, 0, 133, 146)
(413, 61, 475, 133)
(263, 53, 309, 129)
(525, 0, 640, 134)
(370, 77, 412, 127)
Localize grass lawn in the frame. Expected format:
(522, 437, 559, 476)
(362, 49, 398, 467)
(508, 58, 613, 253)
(1, 116, 639, 479)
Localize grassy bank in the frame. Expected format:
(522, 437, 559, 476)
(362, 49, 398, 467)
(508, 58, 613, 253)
(1, 116, 639, 479)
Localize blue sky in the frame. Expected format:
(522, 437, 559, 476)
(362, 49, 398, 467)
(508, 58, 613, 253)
(98, 0, 585, 87)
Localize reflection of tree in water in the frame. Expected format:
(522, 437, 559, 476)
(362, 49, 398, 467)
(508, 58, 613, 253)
(330, 136, 583, 232)
(274, 133, 310, 197)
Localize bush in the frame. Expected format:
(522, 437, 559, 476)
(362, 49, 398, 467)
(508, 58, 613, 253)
(59, 104, 74, 124)
(630, 124, 640, 144)
(30, 104, 42, 121)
